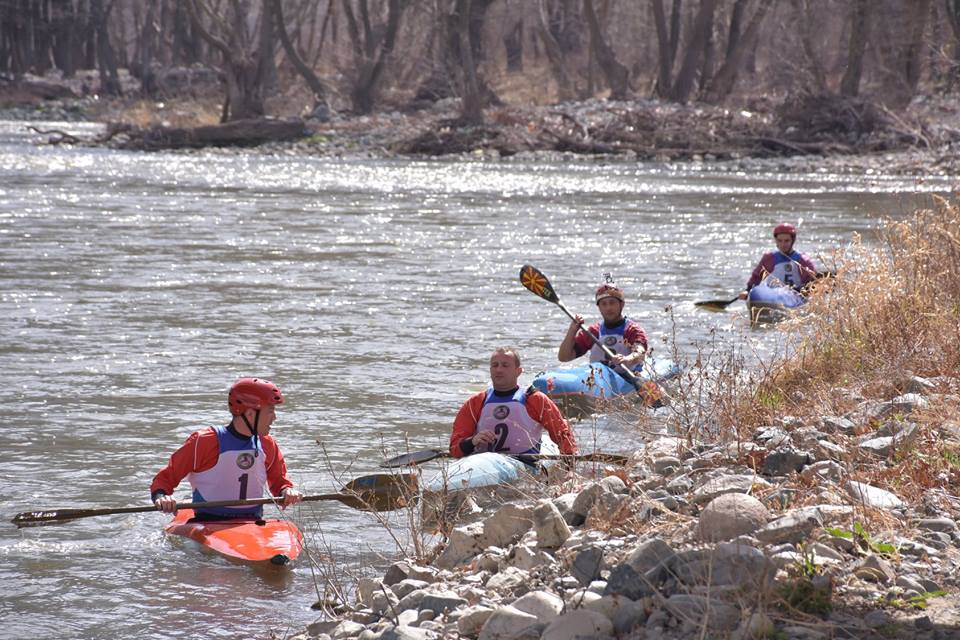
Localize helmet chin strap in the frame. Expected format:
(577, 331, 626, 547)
(240, 410, 262, 457)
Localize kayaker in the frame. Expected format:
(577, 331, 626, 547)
(738, 223, 818, 299)
(151, 377, 303, 520)
(558, 278, 648, 376)
(449, 347, 578, 459)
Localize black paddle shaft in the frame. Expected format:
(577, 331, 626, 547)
(519, 264, 642, 389)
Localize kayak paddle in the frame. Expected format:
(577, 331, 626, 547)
(694, 296, 740, 311)
(518, 264, 665, 406)
(380, 449, 630, 468)
(11, 472, 417, 528)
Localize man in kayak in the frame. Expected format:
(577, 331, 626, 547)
(449, 347, 578, 458)
(738, 223, 818, 299)
(558, 280, 648, 376)
(151, 377, 303, 519)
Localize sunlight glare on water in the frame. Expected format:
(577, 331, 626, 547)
(0, 119, 954, 638)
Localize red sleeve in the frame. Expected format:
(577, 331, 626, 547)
(262, 436, 294, 496)
(150, 428, 220, 497)
(573, 324, 600, 357)
(798, 253, 818, 284)
(526, 391, 578, 455)
(624, 321, 648, 351)
(449, 392, 486, 457)
(747, 252, 774, 289)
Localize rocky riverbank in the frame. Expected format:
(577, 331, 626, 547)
(293, 375, 960, 640)
(3, 75, 960, 176)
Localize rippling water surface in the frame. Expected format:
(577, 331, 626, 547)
(0, 120, 952, 638)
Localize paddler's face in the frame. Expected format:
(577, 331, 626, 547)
(597, 297, 623, 323)
(775, 233, 794, 253)
(237, 405, 277, 436)
(489, 352, 522, 392)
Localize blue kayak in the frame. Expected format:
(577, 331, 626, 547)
(531, 358, 681, 418)
(747, 281, 806, 324)
(422, 435, 559, 493)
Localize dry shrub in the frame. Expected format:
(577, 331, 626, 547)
(759, 196, 960, 418)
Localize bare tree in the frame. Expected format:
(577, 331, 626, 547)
(269, 0, 330, 111)
(185, 0, 273, 121)
(454, 0, 483, 122)
(839, 0, 869, 96)
(669, 0, 716, 103)
(583, 0, 630, 99)
(536, 0, 576, 101)
(703, 0, 773, 103)
(339, 0, 409, 114)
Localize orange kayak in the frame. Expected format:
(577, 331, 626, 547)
(164, 509, 303, 567)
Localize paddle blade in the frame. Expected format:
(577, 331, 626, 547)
(380, 449, 446, 468)
(339, 473, 419, 512)
(519, 265, 560, 304)
(694, 297, 739, 311)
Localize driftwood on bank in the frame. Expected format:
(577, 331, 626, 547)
(117, 117, 307, 150)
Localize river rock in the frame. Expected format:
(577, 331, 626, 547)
(603, 563, 656, 600)
(858, 436, 894, 457)
(511, 590, 564, 622)
(691, 474, 769, 504)
(891, 393, 928, 413)
(331, 621, 367, 639)
(571, 545, 606, 586)
(392, 579, 430, 599)
(540, 609, 614, 640)
(572, 482, 610, 518)
(846, 481, 904, 509)
(435, 522, 484, 569)
(624, 537, 676, 574)
(762, 448, 812, 475)
(672, 542, 774, 590)
(653, 456, 682, 475)
(509, 544, 554, 571)
(486, 567, 529, 593)
(800, 460, 844, 483)
(853, 555, 896, 584)
(534, 499, 571, 548)
(372, 589, 400, 615)
(663, 594, 740, 633)
(698, 493, 769, 541)
(918, 517, 959, 535)
(478, 605, 540, 640)
(758, 509, 822, 545)
(457, 606, 494, 636)
(482, 504, 534, 548)
(819, 416, 857, 434)
(419, 590, 467, 615)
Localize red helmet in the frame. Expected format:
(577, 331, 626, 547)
(228, 378, 284, 416)
(773, 223, 797, 239)
(595, 283, 625, 304)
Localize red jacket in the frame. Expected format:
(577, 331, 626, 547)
(150, 426, 294, 499)
(449, 388, 578, 457)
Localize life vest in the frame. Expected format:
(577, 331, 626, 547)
(188, 425, 268, 518)
(476, 387, 543, 454)
(767, 251, 807, 290)
(589, 318, 641, 371)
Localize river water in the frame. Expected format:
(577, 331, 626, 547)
(0, 120, 953, 638)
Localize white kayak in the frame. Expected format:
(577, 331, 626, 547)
(421, 435, 560, 493)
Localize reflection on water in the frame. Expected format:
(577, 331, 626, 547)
(0, 119, 952, 637)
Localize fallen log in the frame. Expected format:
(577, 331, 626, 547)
(120, 117, 307, 150)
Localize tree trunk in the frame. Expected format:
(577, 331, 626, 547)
(92, 0, 122, 96)
(652, 0, 673, 97)
(257, 0, 280, 97)
(456, 0, 483, 123)
(343, 0, 408, 114)
(536, 0, 576, 101)
(503, 17, 523, 72)
(269, 0, 329, 109)
(839, 0, 869, 97)
(903, 0, 931, 92)
(583, 0, 630, 99)
(946, 0, 960, 91)
(703, 0, 772, 103)
(796, 0, 827, 92)
(669, 0, 715, 103)
(138, 0, 159, 97)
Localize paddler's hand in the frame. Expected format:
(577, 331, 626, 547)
(738, 290, 748, 300)
(471, 431, 497, 449)
(567, 314, 584, 332)
(281, 487, 303, 508)
(154, 495, 178, 513)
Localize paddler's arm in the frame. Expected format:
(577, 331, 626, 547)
(558, 314, 587, 362)
(742, 252, 774, 298)
(527, 389, 578, 456)
(449, 392, 487, 458)
(263, 437, 302, 507)
(608, 324, 648, 369)
(150, 428, 220, 512)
